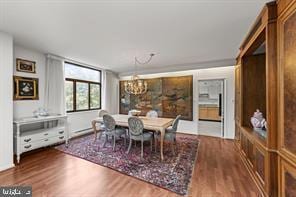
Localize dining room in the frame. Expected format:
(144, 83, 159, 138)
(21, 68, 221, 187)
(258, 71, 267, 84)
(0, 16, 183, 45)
(2, 0, 293, 196)
(54, 65, 236, 196)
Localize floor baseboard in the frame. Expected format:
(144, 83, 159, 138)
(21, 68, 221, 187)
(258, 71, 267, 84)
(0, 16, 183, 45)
(0, 163, 15, 172)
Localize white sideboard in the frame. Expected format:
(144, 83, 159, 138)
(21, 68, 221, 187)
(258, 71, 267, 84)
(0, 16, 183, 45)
(13, 115, 68, 163)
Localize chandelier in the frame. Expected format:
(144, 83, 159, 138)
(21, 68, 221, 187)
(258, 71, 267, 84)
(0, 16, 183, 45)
(124, 53, 155, 95)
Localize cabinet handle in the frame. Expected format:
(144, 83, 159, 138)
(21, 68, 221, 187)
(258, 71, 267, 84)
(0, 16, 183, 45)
(58, 131, 64, 134)
(59, 136, 64, 139)
(44, 133, 49, 136)
(24, 145, 32, 149)
(44, 139, 49, 142)
(24, 138, 31, 142)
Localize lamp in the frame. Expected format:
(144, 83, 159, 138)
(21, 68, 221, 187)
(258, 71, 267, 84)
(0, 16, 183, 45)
(124, 53, 154, 95)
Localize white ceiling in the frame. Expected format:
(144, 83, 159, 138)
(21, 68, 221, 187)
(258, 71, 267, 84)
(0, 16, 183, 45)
(0, 0, 269, 74)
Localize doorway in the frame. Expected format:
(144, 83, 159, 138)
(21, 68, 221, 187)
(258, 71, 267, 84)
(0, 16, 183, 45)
(198, 79, 224, 138)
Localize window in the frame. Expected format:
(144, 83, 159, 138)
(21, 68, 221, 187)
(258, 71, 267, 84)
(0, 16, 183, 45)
(65, 62, 101, 112)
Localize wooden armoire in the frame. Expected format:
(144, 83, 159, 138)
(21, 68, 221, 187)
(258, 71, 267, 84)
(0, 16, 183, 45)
(235, 0, 296, 196)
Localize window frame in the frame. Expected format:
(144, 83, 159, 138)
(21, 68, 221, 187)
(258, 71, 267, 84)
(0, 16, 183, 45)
(65, 62, 102, 113)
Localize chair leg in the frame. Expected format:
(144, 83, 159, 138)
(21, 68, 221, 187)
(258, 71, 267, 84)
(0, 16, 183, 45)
(124, 133, 127, 147)
(102, 134, 107, 148)
(98, 131, 103, 140)
(171, 142, 175, 155)
(112, 135, 116, 151)
(150, 138, 153, 152)
(94, 130, 97, 142)
(141, 140, 144, 158)
(127, 138, 132, 154)
(174, 137, 178, 153)
(154, 136, 157, 152)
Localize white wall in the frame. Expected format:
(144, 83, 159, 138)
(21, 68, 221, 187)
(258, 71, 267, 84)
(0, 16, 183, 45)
(13, 45, 46, 119)
(0, 32, 14, 171)
(67, 111, 99, 135)
(120, 66, 235, 139)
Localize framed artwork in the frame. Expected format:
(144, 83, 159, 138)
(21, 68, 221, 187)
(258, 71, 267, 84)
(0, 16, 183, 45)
(119, 75, 193, 121)
(14, 76, 39, 100)
(162, 76, 193, 121)
(16, 58, 36, 73)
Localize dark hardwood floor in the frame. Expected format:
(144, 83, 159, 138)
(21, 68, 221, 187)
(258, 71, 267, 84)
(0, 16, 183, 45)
(0, 135, 260, 197)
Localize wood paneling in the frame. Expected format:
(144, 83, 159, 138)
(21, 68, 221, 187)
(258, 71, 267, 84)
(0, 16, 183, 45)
(277, 1, 296, 196)
(279, 158, 296, 197)
(235, 1, 282, 196)
(285, 171, 296, 196)
(236, 1, 296, 196)
(242, 54, 266, 128)
(282, 7, 296, 156)
(235, 65, 241, 123)
(255, 147, 266, 184)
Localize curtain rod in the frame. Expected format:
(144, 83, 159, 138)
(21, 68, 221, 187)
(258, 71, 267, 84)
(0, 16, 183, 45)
(46, 53, 106, 71)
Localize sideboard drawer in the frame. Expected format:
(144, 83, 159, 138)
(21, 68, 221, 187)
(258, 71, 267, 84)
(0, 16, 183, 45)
(20, 134, 66, 153)
(20, 127, 65, 145)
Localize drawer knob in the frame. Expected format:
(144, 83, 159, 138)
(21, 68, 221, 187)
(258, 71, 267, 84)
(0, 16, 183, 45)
(58, 131, 64, 134)
(44, 139, 49, 142)
(24, 138, 31, 142)
(24, 145, 32, 149)
(59, 136, 64, 139)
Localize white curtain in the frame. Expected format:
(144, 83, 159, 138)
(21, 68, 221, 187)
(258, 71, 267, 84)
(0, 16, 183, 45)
(44, 56, 66, 115)
(102, 70, 119, 114)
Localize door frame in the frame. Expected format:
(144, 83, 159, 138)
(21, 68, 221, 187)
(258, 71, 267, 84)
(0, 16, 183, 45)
(197, 78, 226, 138)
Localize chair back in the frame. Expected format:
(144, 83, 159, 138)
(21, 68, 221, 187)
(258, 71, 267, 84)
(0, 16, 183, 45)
(128, 117, 144, 136)
(146, 110, 158, 118)
(98, 109, 109, 117)
(103, 114, 116, 131)
(172, 115, 181, 132)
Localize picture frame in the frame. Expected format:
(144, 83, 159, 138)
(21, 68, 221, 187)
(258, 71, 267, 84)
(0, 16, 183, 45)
(14, 76, 39, 100)
(16, 58, 36, 73)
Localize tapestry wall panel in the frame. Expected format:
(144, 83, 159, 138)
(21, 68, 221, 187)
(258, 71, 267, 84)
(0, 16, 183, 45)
(120, 75, 193, 121)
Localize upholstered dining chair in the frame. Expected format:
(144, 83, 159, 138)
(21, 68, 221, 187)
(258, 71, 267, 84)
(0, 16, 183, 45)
(155, 115, 181, 155)
(146, 110, 158, 118)
(93, 109, 109, 141)
(102, 114, 127, 151)
(127, 117, 153, 158)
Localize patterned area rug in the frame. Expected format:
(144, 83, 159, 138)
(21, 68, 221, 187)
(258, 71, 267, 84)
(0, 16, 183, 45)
(55, 133, 199, 195)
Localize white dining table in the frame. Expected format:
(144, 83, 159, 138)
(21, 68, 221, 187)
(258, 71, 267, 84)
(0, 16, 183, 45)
(92, 114, 174, 160)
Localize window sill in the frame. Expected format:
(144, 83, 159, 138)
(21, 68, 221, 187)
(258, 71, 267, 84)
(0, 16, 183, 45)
(66, 110, 99, 115)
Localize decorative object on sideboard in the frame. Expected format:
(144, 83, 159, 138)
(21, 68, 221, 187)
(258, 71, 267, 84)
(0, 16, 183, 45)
(124, 53, 155, 95)
(250, 109, 267, 131)
(13, 76, 39, 100)
(33, 107, 49, 117)
(16, 58, 36, 73)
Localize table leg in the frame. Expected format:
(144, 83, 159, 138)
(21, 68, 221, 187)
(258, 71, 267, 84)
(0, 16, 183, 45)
(160, 128, 165, 161)
(92, 120, 98, 142)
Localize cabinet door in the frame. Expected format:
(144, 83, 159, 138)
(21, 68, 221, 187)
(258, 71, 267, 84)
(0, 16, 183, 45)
(199, 107, 208, 119)
(207, 107, 220, 121)
(199, 83, 208, 94)
(278, 1, 296, 162)
(280, 158, 296, 197)
(254, 145, 266, 185)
